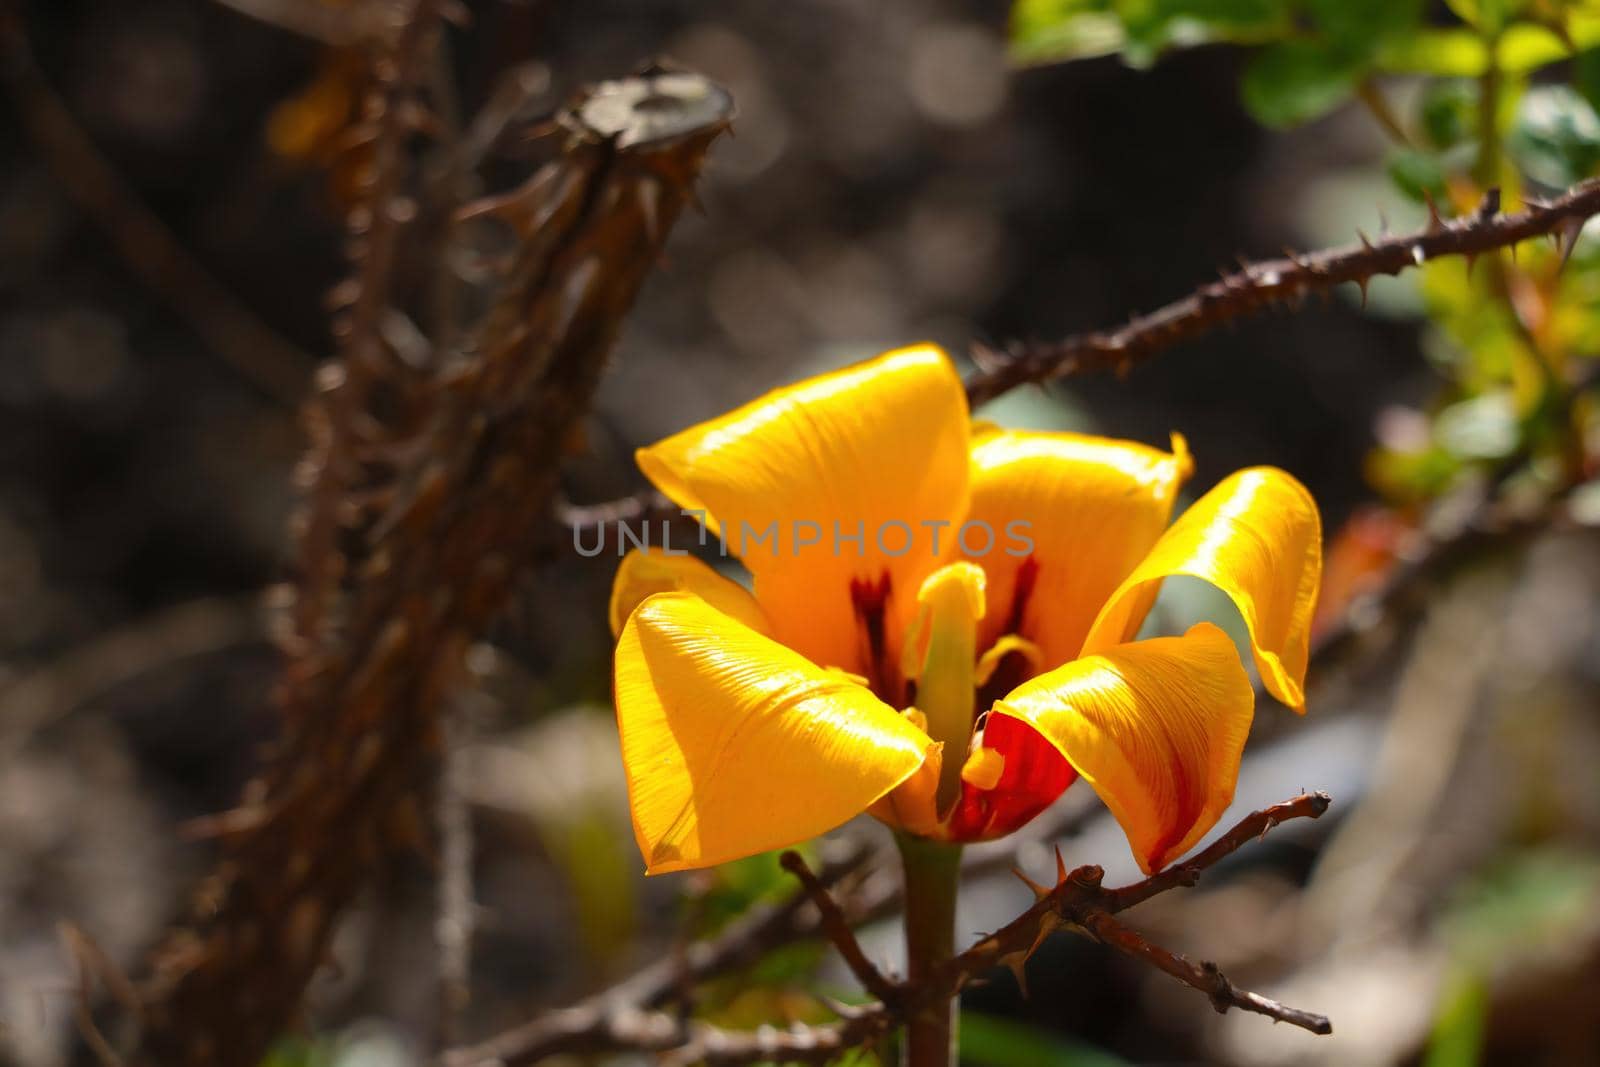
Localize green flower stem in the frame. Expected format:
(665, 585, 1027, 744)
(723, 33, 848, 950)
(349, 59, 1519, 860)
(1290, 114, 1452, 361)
(1475, 31, 1502, 189)
(896, 832, 963, 1067)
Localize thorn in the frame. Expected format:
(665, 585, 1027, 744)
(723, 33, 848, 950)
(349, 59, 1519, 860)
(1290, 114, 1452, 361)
(1010, 866, 1052, 902)
(817, 994, 868, 1019)
(998, 950, 1030, 998)
(1478, 186, 1501, 220)
(1557, 215, 1586, 273)
(1356, 277, 1370, 309)
(1423, 190, 1444, 233)
(1464, 252, 1478, 279)
(969, 341, 1007, 374)
(1054, 845, 1069, 885)
(1357, 228, 1374, 252)
(636, 176, 662, 244)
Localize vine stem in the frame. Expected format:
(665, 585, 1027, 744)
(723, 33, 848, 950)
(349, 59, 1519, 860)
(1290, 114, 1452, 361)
(897, 833, 963, 1067)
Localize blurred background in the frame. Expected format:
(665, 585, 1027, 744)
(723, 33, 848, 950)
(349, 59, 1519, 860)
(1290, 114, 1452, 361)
(2, 0, 1599, 1065)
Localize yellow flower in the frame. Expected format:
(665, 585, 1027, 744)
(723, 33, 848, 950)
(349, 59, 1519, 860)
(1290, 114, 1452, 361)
(610, 345, 1321, 875)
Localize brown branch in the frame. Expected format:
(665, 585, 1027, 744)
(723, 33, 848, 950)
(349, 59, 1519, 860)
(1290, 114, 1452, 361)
(555, 182, 1600, 541)
(0, 5, 315, 407)
(125, 47, 732, 1067)
(965, 180, 1600, 405)
(1105, 791, 1332, 912)
(780, 851, 901, 1006)
(1078, 911, 1332, 1034)
(447, 794, 1334, 1066)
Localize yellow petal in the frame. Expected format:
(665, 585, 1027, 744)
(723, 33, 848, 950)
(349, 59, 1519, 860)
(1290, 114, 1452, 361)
(1084, 467, 1322, 712)
(965, 430, 1192, 671)
(609, 547, 768, 638)
(615, 591, 936, 874)
(636, 345, 969, 682)
(993, 623, 1254, 874)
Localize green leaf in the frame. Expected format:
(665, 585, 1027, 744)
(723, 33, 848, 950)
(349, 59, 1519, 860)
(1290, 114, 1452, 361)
(1444, 0, 1527, 35)
(1499, 15, 1600, 73)
(260, 1039, 336, 1067)
(1008, 0, 1292, 67)
(1387, 148, 1451, 203)
(1010, 1, 1127, 64)
(1419, 79, 1480, 150)
(1308, 0, 1425, 52)
(1422, 971, 1489, 1067)
(1508, 84, 1600, 187)
(1576, 46, 1600, 117)
(1377, 29, 1490, 76)
(1240, 40, 1361, 128)
(959, 1012, 1132, 1067)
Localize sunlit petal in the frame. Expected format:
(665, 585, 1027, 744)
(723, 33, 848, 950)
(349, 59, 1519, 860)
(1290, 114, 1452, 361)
(993, 624, 1254, 873)
(965, 430, 1192, 671)
(1083, 467, 1322, 712)
(615, 591, 936, 873)
(609, 547, 767, 638)
(636, 345, 969, 682)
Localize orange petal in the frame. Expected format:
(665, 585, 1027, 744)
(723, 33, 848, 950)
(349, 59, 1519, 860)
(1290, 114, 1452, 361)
(609, 547, 767, 638)
(993, 623, 1254, 873)
(965, 430, 1192, 672)
(1084, 467, 1322, 712)
(636, 345, 969, 681)
(615, 591, 935, 873)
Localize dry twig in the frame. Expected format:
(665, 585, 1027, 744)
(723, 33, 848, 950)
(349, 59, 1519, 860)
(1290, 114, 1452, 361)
(122, 12, 732, 1059)
(554, 181, 1600, 547)
(966, 182, 1600, 404)
(447, 793, 1333, 1066)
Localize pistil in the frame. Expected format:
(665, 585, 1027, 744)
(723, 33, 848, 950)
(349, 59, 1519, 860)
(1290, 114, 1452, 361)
(902, 562, 986, 813)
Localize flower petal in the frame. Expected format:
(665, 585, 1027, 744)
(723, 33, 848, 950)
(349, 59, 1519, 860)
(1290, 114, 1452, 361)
(944, 712, 1076, 842)
(992, 623, 1254, 873)
(965, 430, 1192, 672)
(615, 591, 936, 873)
(609, 547, 768, 638)
(636, 345, 969, 682)
(1083, 467, 1322, 712)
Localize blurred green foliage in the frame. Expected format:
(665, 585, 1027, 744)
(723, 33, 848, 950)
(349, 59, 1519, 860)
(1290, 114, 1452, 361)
(1012, 0, 1600, 518)
(1424, 848, 1600, 1065)
(1007, 2, 1600, 1056)
(958, 1013, 1134, 1067)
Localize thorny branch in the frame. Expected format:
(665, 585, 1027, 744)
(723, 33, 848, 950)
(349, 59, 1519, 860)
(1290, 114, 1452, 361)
(966, 181, 1600, 404)
(555, 179, 1600, 547)
(445, 793, 1333, 1066)
(118, 1, 733, 1055)
(779, 851, 904, 1007)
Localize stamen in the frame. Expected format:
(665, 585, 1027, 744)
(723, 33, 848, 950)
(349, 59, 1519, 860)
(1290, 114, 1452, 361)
(975, 635, 1041, 687)
(960, 745, 1005, 791)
